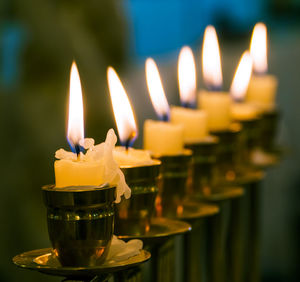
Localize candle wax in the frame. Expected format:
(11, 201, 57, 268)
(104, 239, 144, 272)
(198, 90, 232, 131)
(55, 158, 104, 188)
(143, 120, 184, 156)
(246, 74, 278, 111)
(170, 106, 208, 143)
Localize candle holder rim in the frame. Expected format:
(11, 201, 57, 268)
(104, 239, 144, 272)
(151, 148, 193, 159)
(119, 159, 161, 169)
(184, 135, 219, 146)
(42, 183, 115, 193)
(210, 122, 242, 135)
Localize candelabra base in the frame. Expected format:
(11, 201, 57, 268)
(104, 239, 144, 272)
(13, 248, 150, 282)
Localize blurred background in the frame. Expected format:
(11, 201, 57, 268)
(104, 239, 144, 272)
(1, 0, 299, 281)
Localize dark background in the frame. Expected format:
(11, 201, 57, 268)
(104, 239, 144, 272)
(0, 0, 299, 281)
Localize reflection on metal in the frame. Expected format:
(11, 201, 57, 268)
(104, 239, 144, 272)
(42, 184, 116, 267)
(12, 248, 150, 281)
(115, 161, 161, 236)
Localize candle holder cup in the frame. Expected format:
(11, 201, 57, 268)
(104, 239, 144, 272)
(185, 136, 220, 196)
(114, 161, 161, 236)
(258, 109, 280, 152)
(42, 184, 116, 267)
(152, 150, 193, 218)
(211, 123, 263, 186)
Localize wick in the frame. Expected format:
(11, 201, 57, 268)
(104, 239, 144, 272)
(161, 114, 169, 122)
(124, 139, 130, 152)
(181, 102, 195, 109)
(75, 144, 81, 159)
(207, 84, 222, 92)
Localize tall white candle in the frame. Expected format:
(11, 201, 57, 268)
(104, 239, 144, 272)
(198, 26, 231, 131)
(170, 46, 208, 143)
(144, 58, 184, 156)
(107, 66, 157, 166)
(230, 51, 259, 121)
(246, 23, 278, 111)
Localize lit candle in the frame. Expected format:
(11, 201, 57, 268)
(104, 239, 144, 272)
(246, 23, 278, 111)
(107, 67, 155, 166)
(54, 62, 106, 187)
(230, 51, 259, 121)
(144, 58, 184, 156)
(170, 46, 208, 143)
(198, 25, 232, 131)
(54, 62, 130, 202)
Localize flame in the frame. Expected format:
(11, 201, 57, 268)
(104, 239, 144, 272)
(178, 46, 196, 107)
(250, 22, 268, 74)
(67, 61, 84, 152)
(145, 58, 170, 120)
(107, 67, 137, 146)
(202, 25, 223, 90)
(230, 51, 253, 101)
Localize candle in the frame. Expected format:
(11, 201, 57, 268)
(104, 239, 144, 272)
(54, 62, 130, 202)
(55, 62, 105, 187)
(246, 23, 278, 111)
(144, 58, 184, 156)
(230, 51, 259, 121)
(197, 26, 231, 131)
(170, 46, 208, 143)
(107, 67, 156, 166)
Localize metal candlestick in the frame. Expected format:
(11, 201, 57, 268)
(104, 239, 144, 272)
(42, 184, 116, 267)
(114, 159, 191, 282)
(114, 161, 161, 236)
(13, 247, 151, 282)
(152, 149, 220, 282)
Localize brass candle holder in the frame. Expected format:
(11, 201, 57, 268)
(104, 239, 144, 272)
(153, 150, 193, 218)
(185, 136, 219, 196)
(42, 184, 116, 267)
(114, 161, 161, 236)
(250, 109, 281, 168)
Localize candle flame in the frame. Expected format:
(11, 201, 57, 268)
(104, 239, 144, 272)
(250, 22, 268, 74)
(178, 46, 196, 107)
(202, 25, 223, 90)
(67, 61, 84, 153)
(145, 58, 170, 121)
(230, 51, 253, 102)
(107, 67, 137, 146)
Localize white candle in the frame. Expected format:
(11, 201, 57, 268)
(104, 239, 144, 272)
(198, 26, 232, 131)
(246, 23, 278, 111)
(170, 46, 208, 143)
(54, 62, 105, 187)
(230, 51, 259, 121)
(144, 58, 184, 156)
(107, 66, 158, 165)
(54, 63, 131, 203)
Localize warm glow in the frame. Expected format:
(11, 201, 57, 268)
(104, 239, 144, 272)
(145, 58, 170, 120)
(202, 25, 223, 90)
(250, 22, 268, 74)
(107, 67, 137, 145)
(230, 51, 253, 101)
(178, 46, 196, 106)
(67, 61, 84, 151)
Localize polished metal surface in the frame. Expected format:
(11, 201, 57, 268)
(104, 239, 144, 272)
(115, 161, 161, 236)
(117, 217, 191, 243)
(185, 136, 219, 195)
(13, 248, 150, 279)
(42, 184, 116, 267)
(153, 150, 193, 218)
